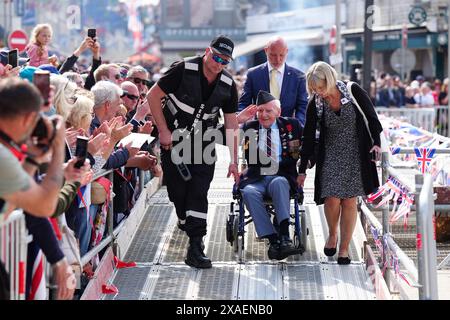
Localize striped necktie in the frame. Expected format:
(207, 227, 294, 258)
(266, 128, 272, 158)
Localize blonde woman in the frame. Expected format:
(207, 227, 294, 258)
(65, 95, 108, 172)
(51, 74, 77, 121)
(26, 24, 58, 67)
(298, 61, 383, 264)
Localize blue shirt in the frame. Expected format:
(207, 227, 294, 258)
(259, 121, 281, 163)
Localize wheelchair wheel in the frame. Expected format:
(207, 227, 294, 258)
(301, 209, 308, 252)
(232, 216, 239, 253)
(226, 214, 235, 245)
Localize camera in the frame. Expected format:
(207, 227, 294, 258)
(31, 114, 58, 151)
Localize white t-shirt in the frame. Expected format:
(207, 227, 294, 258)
(414, 93, 434, 107)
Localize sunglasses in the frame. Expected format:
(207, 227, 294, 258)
(131, 77, 151, 87)
(211, 53, 230, 66)
(121, 93, 139, 101)
(114, 74, 122, 80)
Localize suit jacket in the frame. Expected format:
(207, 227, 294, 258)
(239, 117, 302, 191)
(238, 62, 308, 127)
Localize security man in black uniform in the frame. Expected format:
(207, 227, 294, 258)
(147, 35, 240, 268)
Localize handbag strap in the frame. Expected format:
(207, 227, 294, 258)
(346, 81, 374, 146)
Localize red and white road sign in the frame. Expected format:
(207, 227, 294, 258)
(8, 30, 29, 53)
(329, 25, 337, 55)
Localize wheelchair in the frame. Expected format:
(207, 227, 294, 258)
(226, 183, 309, 263)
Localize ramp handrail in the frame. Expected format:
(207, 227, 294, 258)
(361, 147, 449, 299)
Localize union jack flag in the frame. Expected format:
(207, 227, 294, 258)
(414, 147, 436, 174)
(390, 146, 401, 155)
(26, 242, 46, 300)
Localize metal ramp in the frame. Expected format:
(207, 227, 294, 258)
(101, 146, 377, 300)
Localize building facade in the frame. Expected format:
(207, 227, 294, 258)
(344, 0, 450, 81)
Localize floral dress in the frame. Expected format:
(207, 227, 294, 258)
(320, 100, 365, 199)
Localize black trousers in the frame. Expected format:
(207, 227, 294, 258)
(161, 149, 215, 238)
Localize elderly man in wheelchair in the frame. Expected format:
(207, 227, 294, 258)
(228, 90, 306, 261)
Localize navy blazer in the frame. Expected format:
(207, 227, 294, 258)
(238, 62, 308, 127)
(239, 117, 302, 191)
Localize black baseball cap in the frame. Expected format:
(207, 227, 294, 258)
(210, 35, 234, 59)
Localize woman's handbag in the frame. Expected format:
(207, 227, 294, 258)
(91, 177, 111, 205)
(57, 215, 82, 289)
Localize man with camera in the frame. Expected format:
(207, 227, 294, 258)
(0, 77, 76, 300)
(0, 77, 66, 217)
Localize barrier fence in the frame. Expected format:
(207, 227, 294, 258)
(0, 210, 31, 300)
(0, 166, 149, 300)
(360, 148, 450, 299)
(376, 106, 449, 137)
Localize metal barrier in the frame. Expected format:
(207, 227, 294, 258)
(0, 210, 32, 300)
(376, 107, 436, 132)
(80, 168, 146, 267)
(376, 106, 449, 136)
(360, 148, 449, 299)
(0, 166, 149, 300)
(435, 106, 449, 137)
(415, 174, 438, 299)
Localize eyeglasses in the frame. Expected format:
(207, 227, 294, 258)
(211, 53, 230, 66)
(121, 93, 139, 101)
(131, 77, 151, 87)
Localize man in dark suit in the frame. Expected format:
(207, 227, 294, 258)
(238, 37, 308, 127)
(239, 90, 303, 260)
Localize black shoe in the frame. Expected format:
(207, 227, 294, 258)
(337, 257, 351, 265)
(185, 237, 212, 269)
(267, 242, 280, 260)
(323, 236, 337, 256)
(278, 236, 302, 260)
(324, 247, 337, 257)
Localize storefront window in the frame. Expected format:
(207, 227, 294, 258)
(191, 0, 213, 27)
(166, 0, 184, 28)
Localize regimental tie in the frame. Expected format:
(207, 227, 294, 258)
(270, 69, 280, 99)
(266, 128, 272, 158)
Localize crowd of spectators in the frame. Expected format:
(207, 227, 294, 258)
(0, 23, 162, 300)
(370, 72, 449, 108)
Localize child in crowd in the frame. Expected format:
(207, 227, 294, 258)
(26, 24, 58, 67)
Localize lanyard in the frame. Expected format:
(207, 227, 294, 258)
(0, 129, 28, 162)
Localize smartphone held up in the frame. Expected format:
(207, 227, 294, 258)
(33, 70, 51, 107)
(74, 136, 89, 169)
(7, 49, 18, 68)
(87, 28, 96, 41)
